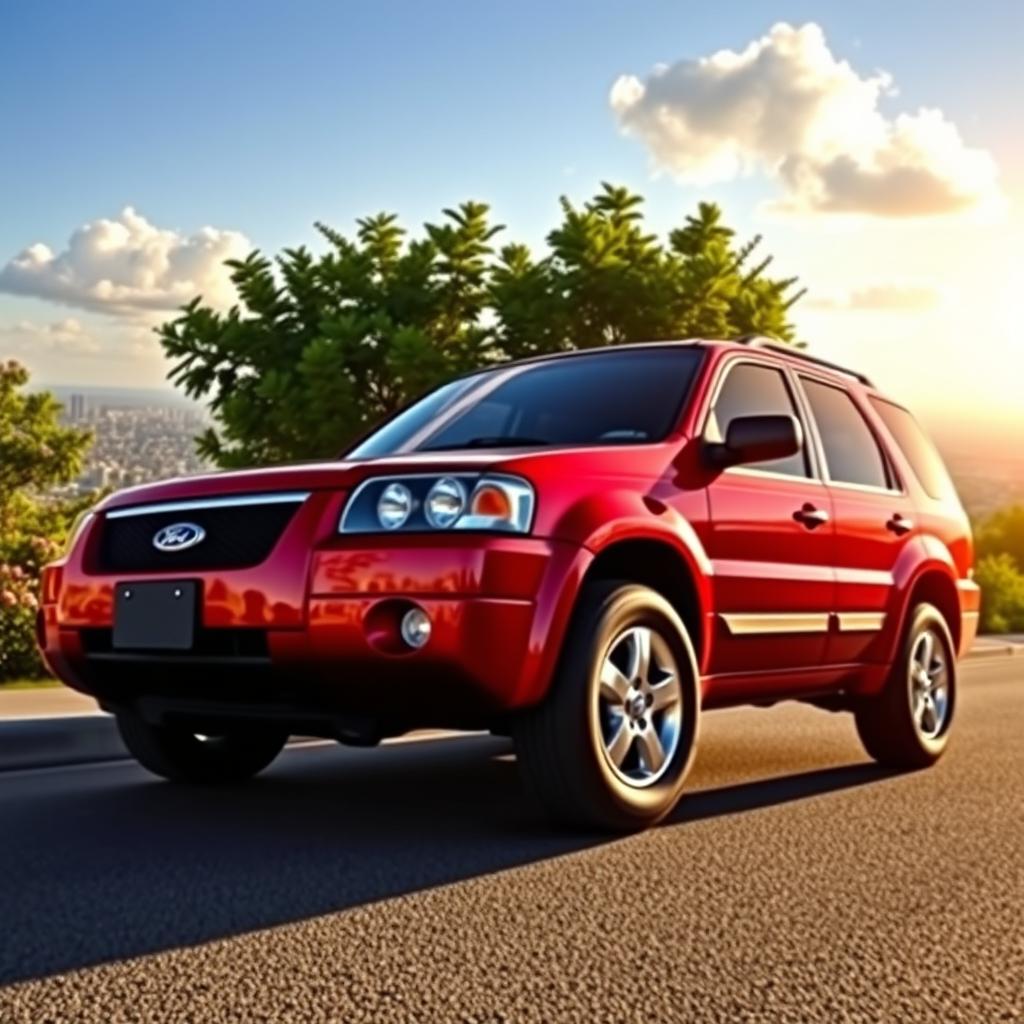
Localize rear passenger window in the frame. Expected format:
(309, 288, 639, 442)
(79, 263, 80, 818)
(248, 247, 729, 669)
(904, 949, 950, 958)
(801, 378, 891, 490)
(706, 362, 808, 478)
(869, 398, 953, 500)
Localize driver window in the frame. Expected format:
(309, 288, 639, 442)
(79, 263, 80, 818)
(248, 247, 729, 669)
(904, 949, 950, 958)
(706, 362, 809, 478)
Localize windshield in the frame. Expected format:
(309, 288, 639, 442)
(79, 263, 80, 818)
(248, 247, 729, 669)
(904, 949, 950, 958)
(346, 347, 704, 459)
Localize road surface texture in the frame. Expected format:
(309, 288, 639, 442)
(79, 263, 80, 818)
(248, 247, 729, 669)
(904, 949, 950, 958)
(1, 658, 1021, 1023)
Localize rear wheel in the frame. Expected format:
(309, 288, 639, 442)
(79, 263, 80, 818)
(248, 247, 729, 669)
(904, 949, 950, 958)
(116, 711, 287, 784)
(854, 602, 956, 768)
(514, 582, 700, 831)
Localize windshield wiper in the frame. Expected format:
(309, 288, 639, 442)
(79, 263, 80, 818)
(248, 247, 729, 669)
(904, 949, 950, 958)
(421, 435, 552, 451)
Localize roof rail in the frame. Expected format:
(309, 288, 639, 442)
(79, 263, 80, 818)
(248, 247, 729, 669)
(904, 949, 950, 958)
(732, 335, 874, 387)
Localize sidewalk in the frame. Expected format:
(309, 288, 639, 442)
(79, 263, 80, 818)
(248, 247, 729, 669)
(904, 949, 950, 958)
(970, 634, 1024, 658)
(2, 634, 1021, 719)
(0, 687, 99, 718)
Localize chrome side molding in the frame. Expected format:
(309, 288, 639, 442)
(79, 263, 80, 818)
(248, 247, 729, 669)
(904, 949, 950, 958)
(721, 611, 887, 636)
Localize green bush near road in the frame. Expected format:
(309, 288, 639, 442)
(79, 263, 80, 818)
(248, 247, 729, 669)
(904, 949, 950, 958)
(975, 553, 1024, 634)
(976, 505, 1024, 570)
(0, 361, 94, 681)
(973, 504, 1024, 634)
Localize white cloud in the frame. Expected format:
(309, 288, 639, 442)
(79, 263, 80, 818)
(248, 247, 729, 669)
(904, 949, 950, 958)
(804, 282, 941, 311)
(610, 22, 1000, 217)
(0, 318, 104, 357)
(0, 207, 251, 316)
(0, 316, 162, 364)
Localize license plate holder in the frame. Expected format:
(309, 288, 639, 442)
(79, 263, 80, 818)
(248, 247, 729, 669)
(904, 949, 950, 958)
(113, 580, 198, 651)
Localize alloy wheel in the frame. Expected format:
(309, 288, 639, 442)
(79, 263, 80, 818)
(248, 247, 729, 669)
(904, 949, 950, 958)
(595, 625, 683, 787)
(909, 628, 951, 740)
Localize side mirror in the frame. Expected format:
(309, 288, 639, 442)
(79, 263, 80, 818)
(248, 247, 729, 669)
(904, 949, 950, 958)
(703, 414, 803, 469)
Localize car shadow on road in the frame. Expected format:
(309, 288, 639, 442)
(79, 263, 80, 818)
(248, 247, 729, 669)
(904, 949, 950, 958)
(0, 735, 899, 986)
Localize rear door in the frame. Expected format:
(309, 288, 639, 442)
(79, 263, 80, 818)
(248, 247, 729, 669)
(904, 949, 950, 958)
(697, 359, 836, 675)
(796, 374, 914, 665)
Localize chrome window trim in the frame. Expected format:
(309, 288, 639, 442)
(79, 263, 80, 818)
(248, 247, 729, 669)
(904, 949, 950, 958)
(823, 480, 905, 497)
(723, 466, 827, 486)
(105, 492, 311, 519)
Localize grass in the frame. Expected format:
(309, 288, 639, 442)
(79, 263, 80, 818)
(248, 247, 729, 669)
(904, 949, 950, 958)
(0, 677, 61, 690)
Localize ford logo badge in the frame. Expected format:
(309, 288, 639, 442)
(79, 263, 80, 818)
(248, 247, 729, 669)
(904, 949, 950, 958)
(152, 522, 206, 552)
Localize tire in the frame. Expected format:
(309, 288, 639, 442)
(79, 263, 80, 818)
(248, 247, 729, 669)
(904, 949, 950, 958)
(514, 581, 701, 831)
(854, 602, 957, 769)
(116, 712, 288, 784)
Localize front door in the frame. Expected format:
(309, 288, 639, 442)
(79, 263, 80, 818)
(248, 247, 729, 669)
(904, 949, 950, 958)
(697, 359, 836, 676)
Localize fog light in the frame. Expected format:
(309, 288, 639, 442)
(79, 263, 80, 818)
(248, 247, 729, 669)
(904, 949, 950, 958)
(400, 607, 432, 649)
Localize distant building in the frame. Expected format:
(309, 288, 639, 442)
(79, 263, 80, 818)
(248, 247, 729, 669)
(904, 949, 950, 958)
(69, 393, 86, 421)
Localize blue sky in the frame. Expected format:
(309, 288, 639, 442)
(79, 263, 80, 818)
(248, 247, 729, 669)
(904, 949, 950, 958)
(1, 0, 1021, 424)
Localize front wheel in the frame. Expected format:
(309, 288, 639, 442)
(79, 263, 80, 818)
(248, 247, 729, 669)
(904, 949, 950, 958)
(854, 602, 957, 769)
(514, 582, 701, 831)
(116, 712, 288, 784)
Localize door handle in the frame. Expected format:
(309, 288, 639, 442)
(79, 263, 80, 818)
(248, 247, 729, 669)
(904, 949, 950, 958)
(793, 503, 830, 529)
(886, 513, 914, 536)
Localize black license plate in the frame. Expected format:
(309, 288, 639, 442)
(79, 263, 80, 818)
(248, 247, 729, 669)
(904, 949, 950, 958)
(113, 580, 198, 650)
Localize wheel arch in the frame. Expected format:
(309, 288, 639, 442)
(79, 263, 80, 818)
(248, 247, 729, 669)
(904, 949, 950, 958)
(577, 532, 712, 673)
(892, 565, 962, 660)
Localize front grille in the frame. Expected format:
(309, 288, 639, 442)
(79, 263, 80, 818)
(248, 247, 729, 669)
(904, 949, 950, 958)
(96, 494, 306, 573)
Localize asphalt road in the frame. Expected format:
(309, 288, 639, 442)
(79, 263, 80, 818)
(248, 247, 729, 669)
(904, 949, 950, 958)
(1, 659, 1021, 1023)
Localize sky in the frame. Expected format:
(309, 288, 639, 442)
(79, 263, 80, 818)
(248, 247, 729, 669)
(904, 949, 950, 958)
(1, 0, 1022, 433)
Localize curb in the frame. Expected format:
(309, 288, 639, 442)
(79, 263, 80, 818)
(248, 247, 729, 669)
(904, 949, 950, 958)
(0, 714, 127, 772)
(965, 643, 1021, 660)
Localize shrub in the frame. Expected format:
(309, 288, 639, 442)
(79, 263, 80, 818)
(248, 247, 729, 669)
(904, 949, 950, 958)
(0, 561, 43, 679)
(975, 553, 1024, 634)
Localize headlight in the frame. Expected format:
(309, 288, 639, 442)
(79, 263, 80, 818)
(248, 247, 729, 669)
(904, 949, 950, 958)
(340, 474, 534, 534)
(377, 482, 413, 529)
(424, 477, 466, 529)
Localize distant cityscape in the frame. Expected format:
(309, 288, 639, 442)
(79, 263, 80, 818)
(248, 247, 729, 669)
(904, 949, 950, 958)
(50, 388, 210, 498)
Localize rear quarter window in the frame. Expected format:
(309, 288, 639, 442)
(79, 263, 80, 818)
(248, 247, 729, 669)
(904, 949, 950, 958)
(868, 398, 954, 500)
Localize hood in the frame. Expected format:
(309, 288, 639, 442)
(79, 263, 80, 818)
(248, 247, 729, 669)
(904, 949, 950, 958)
(97, 442, 679, 514)
(96, 451, 503, 513)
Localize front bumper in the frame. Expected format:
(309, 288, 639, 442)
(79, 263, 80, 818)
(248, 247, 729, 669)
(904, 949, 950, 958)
(39, 503, 589, 731)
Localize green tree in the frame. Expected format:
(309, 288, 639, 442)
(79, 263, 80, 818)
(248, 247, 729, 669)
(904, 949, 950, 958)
(975, 554, 1024, 634)
(976, 505, 1024, 571)
(159, 184, 804, 467)
(0, 361, 93, 680)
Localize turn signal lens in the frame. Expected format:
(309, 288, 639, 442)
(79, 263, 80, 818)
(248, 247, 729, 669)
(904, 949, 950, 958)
(470, 484, 512, 520)
(456, 475, 535, 533)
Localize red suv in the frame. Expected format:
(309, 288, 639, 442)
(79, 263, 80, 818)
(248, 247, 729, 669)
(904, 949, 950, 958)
(38, 339, 979, 830)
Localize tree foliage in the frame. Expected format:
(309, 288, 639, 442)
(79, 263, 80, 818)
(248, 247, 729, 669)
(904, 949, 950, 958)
(976, 504, 1024, 572)
(975, 554, 1024, 634)
(159, 185, 804, 467)
(974, 505, 1024, 634)
(0, 361, 93, 680)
